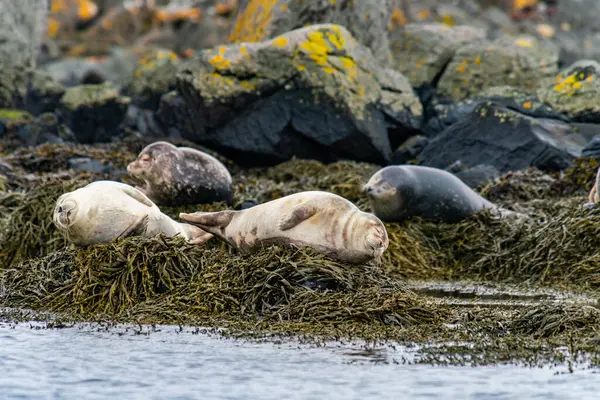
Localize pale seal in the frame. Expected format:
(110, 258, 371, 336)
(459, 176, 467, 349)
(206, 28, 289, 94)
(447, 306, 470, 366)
(179, 191, 389, 264)
(127, 141, 233, 206)
(364, 165, 520, 223)
(53, 180, 212, 247)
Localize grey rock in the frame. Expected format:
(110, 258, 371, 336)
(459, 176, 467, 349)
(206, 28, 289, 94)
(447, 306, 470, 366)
(418, 102, 587, 173)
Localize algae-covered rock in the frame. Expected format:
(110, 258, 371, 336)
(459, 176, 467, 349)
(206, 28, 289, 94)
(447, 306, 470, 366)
(59, 83, 130, 143)
(437, 35, 559, 101)
(177, 24, 423, 166)
(538, 60, 600, 122)
(390, 23, 486, 88)
(25, 72, 67, 115)
(0, 0, 47, 69)
(424, 85, 569, 137)
(418, 102, 584, 173)
(229, 0, 396, 66)
(126, 50, 180, 110)
(16, 113, 75, 147)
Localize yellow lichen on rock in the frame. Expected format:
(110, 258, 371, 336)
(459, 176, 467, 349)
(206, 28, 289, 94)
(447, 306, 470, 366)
(229, 0, 280, 43)
(552, 72, 593, 94)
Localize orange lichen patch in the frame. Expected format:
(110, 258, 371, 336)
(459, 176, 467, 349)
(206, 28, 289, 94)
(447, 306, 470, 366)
(272, 37, 289, 48)
(47, 18, 61, 38)
(513, 0, 539, 11)
(474, 55, 481, 65)
(456, 59, 468, 73)
(417, 9, 431, 20)
(389, 8, 407, 31)
(215, 0, 239, 16)
(183, 49, 195, 58)
(229, 0, 279, 43)
(101, 18, 113, 30)
(154, 8, 201, 23)
(209, 48, 232, 70)
(280, 4, 288, 11)
(553, 71, 594, 94)
(523, 101, 532, 109)
(77, 0, 98, 21)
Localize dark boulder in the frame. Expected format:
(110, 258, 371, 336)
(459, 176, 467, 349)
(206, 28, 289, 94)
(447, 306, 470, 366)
(391, 135, 430, 165)
(175, 24, 422, 167)
(418, 102, 587, 173)
(17, 113, 76, 147)
(59, 83, 130, 144)
(424, 86, 570, 138)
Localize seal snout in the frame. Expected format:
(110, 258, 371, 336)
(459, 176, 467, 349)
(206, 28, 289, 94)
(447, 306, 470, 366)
(365, 223, 389, 256)
(54, 199, 77, 228)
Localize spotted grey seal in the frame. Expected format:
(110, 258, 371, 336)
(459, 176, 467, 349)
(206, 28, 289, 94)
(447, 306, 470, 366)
(364, 165, 519, 223)
(127, 141, 233, 206)
(179, 191, 389, 264)
(53, 180, 212, 246)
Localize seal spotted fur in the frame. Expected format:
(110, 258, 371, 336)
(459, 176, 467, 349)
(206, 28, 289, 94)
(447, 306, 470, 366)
(127, 141, 233, 206)
(179, 191, 389, 264)
(53, 180, 211, 246)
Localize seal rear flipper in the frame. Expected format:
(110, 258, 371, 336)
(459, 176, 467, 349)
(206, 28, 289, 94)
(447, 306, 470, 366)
(278, 203, 319, 231)
(179, 210, 235, 231)
(117, 214, 149, 239)
(185, 225, 214, 245)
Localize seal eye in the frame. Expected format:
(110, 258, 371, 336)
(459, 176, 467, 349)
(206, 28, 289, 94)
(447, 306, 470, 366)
(58, 206, 63, 213)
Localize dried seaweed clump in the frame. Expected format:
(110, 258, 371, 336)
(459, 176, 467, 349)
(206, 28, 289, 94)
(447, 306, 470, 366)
(384, 202, 600, 288)
(1, 235, 440, 329)
(511, 304, 600, 338)
(235, 159, 379, 210)
(479, 167, 557, 204)
(0, 173, 93, 269)
(548, 157, 600, 198)
(7, 142, 136, 173)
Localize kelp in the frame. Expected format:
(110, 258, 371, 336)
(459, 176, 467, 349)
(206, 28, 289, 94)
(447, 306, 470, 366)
(1, 235, 440, 331)
(0, 173, 94, 269)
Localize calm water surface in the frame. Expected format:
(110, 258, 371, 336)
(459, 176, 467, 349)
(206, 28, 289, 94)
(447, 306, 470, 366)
(1, 321, 599, 400)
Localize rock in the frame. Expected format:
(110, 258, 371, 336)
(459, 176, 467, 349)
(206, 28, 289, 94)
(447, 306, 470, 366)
(17, 113, 75, 147)
(41, 48, 139, 90)
(0, 0, 47, 69)
(126, 49, 180, 109)
(418, 102, 586, 173)
(155, 90, 199, 140)
(67, 157, 113, 174)
(424, 85, 570, 137)
(122, 105, 166, 138)
(176, 24, 423, 166)
(391, 135, 430, 164)
(229, 0, 396, 66)
(455, 164, 501, 189)
(437, 35, 559, 101)
(582, 137, 600, 159)
(538, 60, 600, 122)
(25, 72, 66, 115)
(389, 23, 486, 89)
(549, 0, 600, 32)
(59, 83, 130, 143)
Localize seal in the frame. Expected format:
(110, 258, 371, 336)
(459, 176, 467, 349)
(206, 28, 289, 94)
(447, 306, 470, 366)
(53, 180, 212, 247)
(364, 165, 517, 223)
(179, 191, 389, 264)
(127, 141, 233, 206)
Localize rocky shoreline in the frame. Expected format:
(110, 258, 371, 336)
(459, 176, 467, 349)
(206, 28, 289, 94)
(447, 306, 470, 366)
(3, 0, 600, 368)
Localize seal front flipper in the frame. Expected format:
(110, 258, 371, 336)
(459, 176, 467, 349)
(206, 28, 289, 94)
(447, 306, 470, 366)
(117, 214, 149, 239)
(121, 185, 155, 208)
(278, 203, 319, 231)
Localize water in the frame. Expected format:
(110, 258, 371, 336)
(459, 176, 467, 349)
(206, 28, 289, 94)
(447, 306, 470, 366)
(1, 322, 599, 399)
